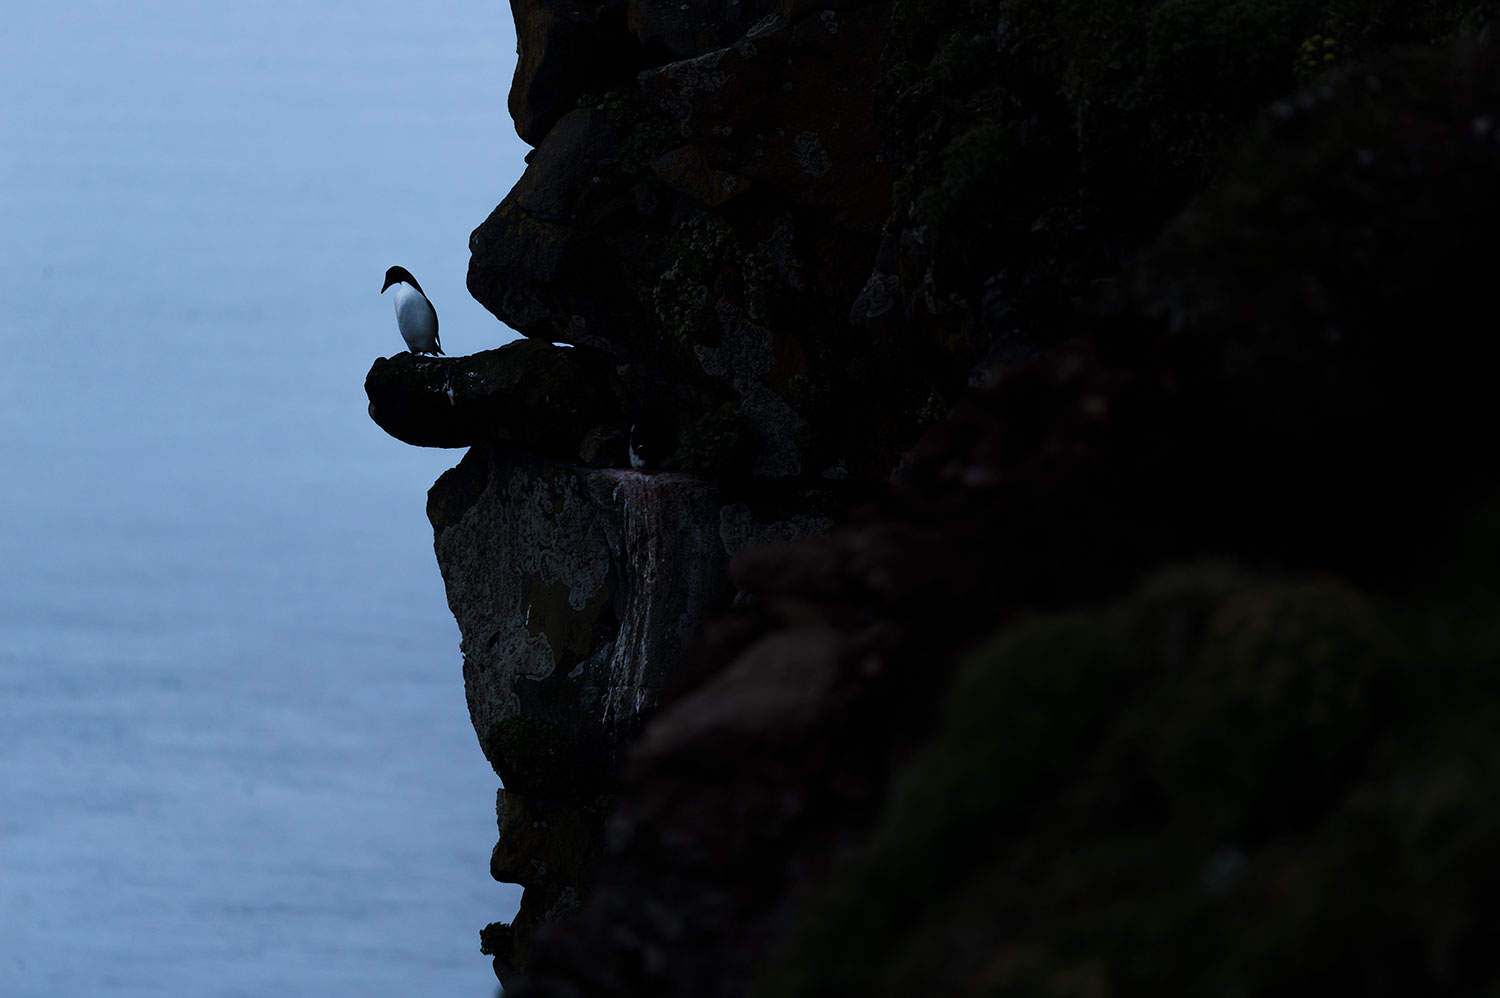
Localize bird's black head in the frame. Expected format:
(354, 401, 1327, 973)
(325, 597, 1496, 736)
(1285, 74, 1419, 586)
(381, 265, 423, 296)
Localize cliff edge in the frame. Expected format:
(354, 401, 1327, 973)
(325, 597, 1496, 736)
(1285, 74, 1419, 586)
(367, 0, 1500, 992)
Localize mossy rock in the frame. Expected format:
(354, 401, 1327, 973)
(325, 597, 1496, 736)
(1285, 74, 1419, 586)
(1126, 577, 1397, 841)
(653, 214, 746, 348)
(763, 611, 1131, 996)
(764, 567, 1500, 997)
(877, 0, 1494, 382)
(1145, 0, 1307, 110)
(479, 920, 513, 958)
(481, 715, 592, 804)
(675, 405, 758, 480)
(913, 121, 1022, 227)
(579, 89, 681, 176)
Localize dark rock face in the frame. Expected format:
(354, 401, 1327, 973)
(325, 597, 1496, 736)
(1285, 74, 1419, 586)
(363, 340, 621, 454)
(428, 446, 730, 978)
(636, 5, 893, 231)
(469, 0, 909, 483)
(366, 0, 1500, 992)
(429, 448, 730, 752)
(487, 786, 602, 989)
(497, 28, 1500, 998)
(421, 442, 837, 977)
(509, 0, 647, 145)
(625, 0, 772, 57)
(467, 108, 646, 350)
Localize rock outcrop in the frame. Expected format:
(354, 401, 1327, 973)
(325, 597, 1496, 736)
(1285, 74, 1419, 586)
(365, 341, 622, 453)
(367, 0, 1500, 992)
(419, 441, 844, 980)
(430, 451, 729, 750)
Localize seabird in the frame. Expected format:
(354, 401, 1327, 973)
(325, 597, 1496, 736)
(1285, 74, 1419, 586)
(381, 265, 443, 355)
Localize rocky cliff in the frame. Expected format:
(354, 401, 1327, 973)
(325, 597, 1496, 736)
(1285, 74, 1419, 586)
(367, 0, 1500, 993)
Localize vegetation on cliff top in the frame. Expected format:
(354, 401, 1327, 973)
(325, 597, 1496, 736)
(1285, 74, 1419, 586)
(766, 560, 1500, 997)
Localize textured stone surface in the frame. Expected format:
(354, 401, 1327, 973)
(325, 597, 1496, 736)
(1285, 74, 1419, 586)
(364, 340, 620, 452)
(468, 108, 646, 349)
(471, 0, 903, 484)
(509, 0, 643, 146)
(624, 0, 776, 57)
(716, 501, 835, 561)
(429, 447, 730, 747)
(638, 5, 892, 232)
(650, 144, 752, 206)
(492, 789, 601, 891)
(429, 445, 735, 977)
(499, 30, 1500, 998)
(432, 0, 1500, 995)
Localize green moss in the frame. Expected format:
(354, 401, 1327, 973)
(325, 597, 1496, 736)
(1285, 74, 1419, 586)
(653, 275, 714, 348)
(481, 714, 585, 801)
(1147, 0, 1307, 109)
(1294, 32, 1342, 79)
(652, 214, 745, 348)
(785, 372, 834, 420)
(741, 250, 779, 324)
(764, 612, 1129, 996)
(764, 570, 1500, 997)
(579, 90, 679, 175)
(1129, 578, 1397, 840)
(675, 405, 756, 479)
(931, 32, 995, 88)
(913, 390, 950, 429)
(1318, 0, 1491, 50)
(914, 121, 1019, 226)
(479, 921, 512, 958)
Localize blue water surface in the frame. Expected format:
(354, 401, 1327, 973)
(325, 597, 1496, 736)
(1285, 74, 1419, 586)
(0, 3, 527, 994)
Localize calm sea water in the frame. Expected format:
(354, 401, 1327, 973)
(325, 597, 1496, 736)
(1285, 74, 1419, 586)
(0, 3, 526, 994)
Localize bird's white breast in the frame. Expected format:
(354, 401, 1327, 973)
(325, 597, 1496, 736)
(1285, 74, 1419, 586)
(391, 283, 438, 352)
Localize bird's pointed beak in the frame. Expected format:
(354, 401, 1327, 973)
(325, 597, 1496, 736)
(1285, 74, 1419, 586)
(380, 276, 394, 293)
